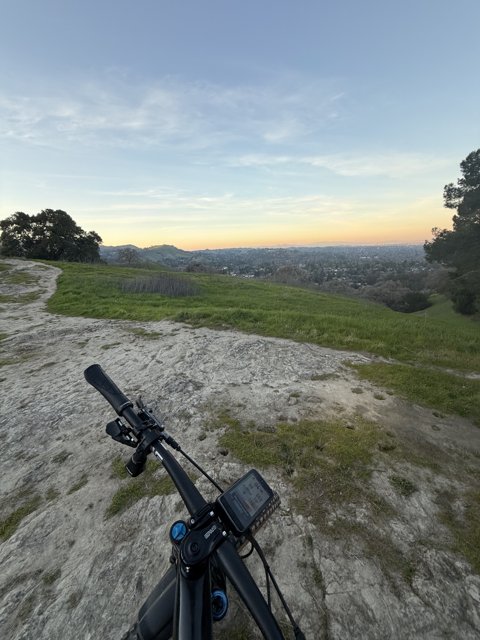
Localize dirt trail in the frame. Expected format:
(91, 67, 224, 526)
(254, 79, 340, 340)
(1, 259, 479, 639)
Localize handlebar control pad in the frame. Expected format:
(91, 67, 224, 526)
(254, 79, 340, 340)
(216, 470, 280, 536)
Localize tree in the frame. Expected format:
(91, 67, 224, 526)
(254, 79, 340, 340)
(272, 264, 311, 285)
(424, 149, 480, 314)
(116, 247, 141, 266)
(0, 209, 102, 262)
(0, 211, 34, 257)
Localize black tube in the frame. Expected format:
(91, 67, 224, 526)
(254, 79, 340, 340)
(126, 448, 148, 477)
(136, 565, 176, 640)
(151, 441, 206, 516)
(174, 565, 212, 640)
(215, 540, 285, 640)
(84, 364, 133, 416)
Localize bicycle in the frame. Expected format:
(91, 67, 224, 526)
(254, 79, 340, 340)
(84, 364, 306, 640)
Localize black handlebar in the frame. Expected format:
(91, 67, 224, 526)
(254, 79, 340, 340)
(84, 364, 133, 416)
(84, 364, 207, 516)
(84, 364, 147, 434)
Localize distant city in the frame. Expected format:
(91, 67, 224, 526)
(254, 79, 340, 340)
(101, 243, 441, 313)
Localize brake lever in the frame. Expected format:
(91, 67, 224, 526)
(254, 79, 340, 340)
(135, 399, 181, 451)
(106, 418, 138, 448)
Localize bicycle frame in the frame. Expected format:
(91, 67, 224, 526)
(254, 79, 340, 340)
(84, 364, 287, 640)
(145, 438, 285, 640)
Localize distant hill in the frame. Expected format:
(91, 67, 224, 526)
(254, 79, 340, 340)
(100, 244, 193, 267)
(101, 243, 425, 266)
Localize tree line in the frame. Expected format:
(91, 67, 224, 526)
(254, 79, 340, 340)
(0, 209, 102, 262)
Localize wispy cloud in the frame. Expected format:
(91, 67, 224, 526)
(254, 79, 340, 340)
(0, 75, 344, 151)
(0, 88, 189, 148)
(231, 152, 449, 178)
(308, 153, 449, 177)
(80, 190, 360, 223)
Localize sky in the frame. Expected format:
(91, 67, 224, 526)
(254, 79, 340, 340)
(1, 0, 479, 250)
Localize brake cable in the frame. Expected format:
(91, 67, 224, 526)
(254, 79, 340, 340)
(176, 447, 224, 493)
(135, 397, 225, 492)
(248, 535, 306, 640)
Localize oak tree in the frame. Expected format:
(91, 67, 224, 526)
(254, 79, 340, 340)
(0, 209, 102, 262)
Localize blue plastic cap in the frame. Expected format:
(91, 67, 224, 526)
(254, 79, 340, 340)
(170, 520, 188, 543)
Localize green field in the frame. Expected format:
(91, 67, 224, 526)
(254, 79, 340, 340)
(48, 262, 480, 374)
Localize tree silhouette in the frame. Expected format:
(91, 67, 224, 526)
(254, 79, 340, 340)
(0, 209, 102, 262)
(424, 149, 480, 314)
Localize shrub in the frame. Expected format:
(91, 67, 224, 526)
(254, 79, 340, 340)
(451, 286, 478, 315)
(120, 274, 200, 297)
(397, 291, 432, 313)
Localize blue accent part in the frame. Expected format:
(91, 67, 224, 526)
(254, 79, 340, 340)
(211, 589, 228, 621)
(170, 520, 187, 543)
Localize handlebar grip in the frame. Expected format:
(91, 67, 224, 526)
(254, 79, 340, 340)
(84, 364, 133, 416)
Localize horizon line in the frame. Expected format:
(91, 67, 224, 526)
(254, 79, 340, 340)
(102, 241, 426, 252)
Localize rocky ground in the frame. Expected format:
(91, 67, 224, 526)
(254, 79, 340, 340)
(0, 259, 479, 639)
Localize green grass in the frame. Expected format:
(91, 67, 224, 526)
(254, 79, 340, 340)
(111, 455, 130, 479)
(0, 291, 41, 303)
(415, 293, 479, 328)
(354, 363, 480, 425)
(389, 475, 418, 497)
(42, 568, 62, 585)
(0, 494, 42, 540)
(0, 263, 41, 303)
(0, 267, 38, 286)
(438, 490, 480, 574)
(46, 262, 480, 372)
(67, 474, 88, 494)
(218, 413, 480, 577)
(45, 487, 60, 501)
(106, 458, 176, 518)
(218, 414, 431, 581)
(127, 327, 163, 339)
(219, 415, 391, 528)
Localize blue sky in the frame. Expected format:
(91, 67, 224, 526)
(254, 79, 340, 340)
(1, 0, 479, 249)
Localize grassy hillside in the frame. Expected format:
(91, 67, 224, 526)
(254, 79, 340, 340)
(46, 262, 480, 425)
(415, 293, 479, 328)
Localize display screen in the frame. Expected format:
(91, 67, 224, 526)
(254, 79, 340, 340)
(217, 469, 274, 533)
(229, 474, 270, 522)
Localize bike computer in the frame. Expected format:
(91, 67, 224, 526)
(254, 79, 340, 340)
(216, 469, 279, 535)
